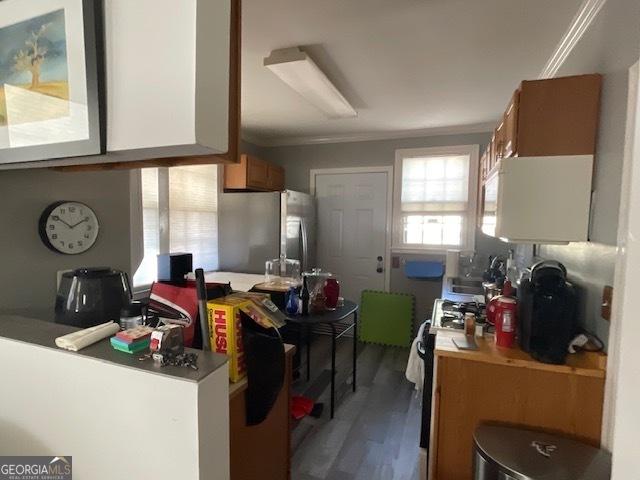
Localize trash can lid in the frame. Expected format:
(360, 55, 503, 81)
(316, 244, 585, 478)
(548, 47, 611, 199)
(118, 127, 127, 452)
(474, 425, 611, 480)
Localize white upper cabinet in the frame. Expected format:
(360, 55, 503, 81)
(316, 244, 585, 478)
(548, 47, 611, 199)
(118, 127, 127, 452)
(0, 0, 236, 170)
(105, 0, 229, 154)
(483, 155, 593, 244)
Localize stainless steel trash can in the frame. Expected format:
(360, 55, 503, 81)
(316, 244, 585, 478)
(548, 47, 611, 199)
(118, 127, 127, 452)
(473, 425, 611, 480)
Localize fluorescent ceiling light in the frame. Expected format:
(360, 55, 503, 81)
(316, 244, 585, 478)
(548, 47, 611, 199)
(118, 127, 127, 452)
(264, 47, 357, 119)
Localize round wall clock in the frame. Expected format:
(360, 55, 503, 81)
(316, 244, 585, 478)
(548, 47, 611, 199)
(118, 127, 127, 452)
(39, 201, 100, 255)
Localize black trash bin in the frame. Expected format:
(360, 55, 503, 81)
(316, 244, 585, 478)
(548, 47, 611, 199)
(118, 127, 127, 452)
(473, 425, 611, 480)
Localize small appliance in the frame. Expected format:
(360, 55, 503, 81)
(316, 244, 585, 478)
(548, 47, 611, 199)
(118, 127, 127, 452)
(55, 267, 132, 327)
(517, 260, 577, 364)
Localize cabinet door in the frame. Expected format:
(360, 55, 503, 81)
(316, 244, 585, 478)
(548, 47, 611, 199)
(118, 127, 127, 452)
(246, 155, 269, 190)
(489, 134, 497, 170)
(517, 74, 601, 156)
(494, 122, 506, 164)
(267, 164, 285, 191)
(503, 91, 519, 158)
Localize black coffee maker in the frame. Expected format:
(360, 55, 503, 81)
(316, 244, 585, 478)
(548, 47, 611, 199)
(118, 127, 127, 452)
(517, 260, 577, 365)
(55, 267, 132, 327)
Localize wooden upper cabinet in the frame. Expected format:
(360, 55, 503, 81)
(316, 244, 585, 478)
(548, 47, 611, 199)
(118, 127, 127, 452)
(267, 164, 286, 191)
(480, 74, 602, 187)
(494, 121, 506, 164)
(224, 154, 285, 192)
(503, 90, 519, 158)
(515, 74, 601, 157)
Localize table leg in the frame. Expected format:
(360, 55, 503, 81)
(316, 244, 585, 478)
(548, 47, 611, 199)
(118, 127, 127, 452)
(352, 311, 357, 393)
(330, 323, 336, 419)
(306, 324, 311, 382)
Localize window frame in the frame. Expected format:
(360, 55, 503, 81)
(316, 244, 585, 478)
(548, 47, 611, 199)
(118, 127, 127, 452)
(131, 165, 221, 293)
(392, 145, 480, 253)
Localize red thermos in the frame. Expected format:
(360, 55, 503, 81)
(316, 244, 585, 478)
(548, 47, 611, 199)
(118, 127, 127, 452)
(487, 293, 517, 348)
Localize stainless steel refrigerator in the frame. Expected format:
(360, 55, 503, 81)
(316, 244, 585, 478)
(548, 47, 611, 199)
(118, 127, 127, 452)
(218, 190, 316, 274)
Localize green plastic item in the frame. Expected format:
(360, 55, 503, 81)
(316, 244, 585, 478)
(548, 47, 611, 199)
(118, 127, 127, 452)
(359, 290, 414, 347)
(110, 337, 150, 354)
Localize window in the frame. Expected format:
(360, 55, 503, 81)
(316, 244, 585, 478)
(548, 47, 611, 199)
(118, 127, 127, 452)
(133, 165, 219, 287)
(393, 145, 479, 251)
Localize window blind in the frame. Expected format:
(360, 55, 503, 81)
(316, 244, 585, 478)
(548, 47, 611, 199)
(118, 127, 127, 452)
(400, 154, 470, 247)
(169, 165, 219, 272)
(133, 165, 219, 287)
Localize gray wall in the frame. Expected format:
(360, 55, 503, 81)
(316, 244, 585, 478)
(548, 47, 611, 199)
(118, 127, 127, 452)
(260, 132, 490, 193)
(537, 0, 640, 349)
(0, 169, 132, 319)
(256, 132, 512, 324)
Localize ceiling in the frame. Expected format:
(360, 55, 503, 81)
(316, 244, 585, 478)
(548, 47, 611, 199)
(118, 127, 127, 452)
(241, 0, 584, 146)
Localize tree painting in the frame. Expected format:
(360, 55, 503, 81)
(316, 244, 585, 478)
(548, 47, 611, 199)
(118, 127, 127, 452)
(13, 23, 51, 89)
(0, 9, 69, 127)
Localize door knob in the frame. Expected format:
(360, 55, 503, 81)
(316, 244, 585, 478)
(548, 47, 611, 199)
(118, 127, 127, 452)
(376, 256, 384, 273)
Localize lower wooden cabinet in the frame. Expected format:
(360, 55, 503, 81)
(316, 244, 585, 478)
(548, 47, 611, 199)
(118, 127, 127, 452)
(429, 333, 606, 480)
(224, 154, 285, 192)
(229, 345, 294, 480)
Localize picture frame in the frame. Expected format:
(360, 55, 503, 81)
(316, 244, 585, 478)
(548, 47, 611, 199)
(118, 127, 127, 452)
(0, 0, 105, 165)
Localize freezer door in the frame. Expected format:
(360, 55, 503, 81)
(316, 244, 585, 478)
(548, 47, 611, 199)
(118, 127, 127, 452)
(281, 191, 316, 272)
(218, 191, 281, 273)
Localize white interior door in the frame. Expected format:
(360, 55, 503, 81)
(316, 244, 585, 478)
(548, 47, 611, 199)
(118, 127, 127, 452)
(314, 171, 389, 303)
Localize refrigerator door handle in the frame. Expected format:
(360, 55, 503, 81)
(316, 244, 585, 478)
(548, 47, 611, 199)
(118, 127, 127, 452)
(300, 218, 309, 272)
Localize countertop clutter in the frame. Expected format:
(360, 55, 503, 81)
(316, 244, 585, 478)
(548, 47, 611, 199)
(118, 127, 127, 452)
(435, 329, 606, 378)
(0, 315, 228, 383)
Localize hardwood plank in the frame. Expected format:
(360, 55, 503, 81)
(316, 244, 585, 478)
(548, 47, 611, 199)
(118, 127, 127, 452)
(293, 344, 420, 480)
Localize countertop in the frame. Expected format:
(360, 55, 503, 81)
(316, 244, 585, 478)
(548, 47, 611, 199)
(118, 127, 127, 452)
(228, 344, 296, 400)
(435, 329, 606, 378)
(0, 315, 228, 383)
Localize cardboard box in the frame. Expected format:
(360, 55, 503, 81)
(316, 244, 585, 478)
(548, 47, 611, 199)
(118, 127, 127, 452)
(207, 296, 249, 383)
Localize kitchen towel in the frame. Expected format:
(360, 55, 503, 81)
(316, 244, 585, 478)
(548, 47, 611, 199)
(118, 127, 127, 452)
(405, 321, 427, 391)
(55, 321, 120, 352)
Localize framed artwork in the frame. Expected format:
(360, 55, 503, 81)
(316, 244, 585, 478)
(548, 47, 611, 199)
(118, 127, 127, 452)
(0, 0, 104, 165)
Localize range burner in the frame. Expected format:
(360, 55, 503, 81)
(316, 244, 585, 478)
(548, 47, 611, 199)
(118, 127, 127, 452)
(432, 299, 487, 332)
(440, 312, 465, 330)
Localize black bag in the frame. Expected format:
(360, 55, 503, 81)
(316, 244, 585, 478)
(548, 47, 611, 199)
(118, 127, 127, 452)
(241, 314, 285, 426)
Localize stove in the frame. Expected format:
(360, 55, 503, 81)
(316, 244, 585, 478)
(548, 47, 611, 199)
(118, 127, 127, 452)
(430, 298, 487, 333)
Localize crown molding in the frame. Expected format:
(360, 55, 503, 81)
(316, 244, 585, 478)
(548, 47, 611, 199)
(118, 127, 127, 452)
(539, 0, 607, 79)
(242, 121, 496, 147)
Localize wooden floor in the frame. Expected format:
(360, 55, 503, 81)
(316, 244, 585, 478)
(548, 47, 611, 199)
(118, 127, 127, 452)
(291, 336, 421, 480)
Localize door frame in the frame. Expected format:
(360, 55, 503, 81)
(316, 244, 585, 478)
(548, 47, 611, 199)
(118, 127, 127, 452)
(603, 60, 639, 475)
(310, 166, 393, 292)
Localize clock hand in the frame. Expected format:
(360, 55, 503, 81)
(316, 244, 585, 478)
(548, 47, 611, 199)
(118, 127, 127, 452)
(54, 217, 73, 228)
(70, 218, 89, 229)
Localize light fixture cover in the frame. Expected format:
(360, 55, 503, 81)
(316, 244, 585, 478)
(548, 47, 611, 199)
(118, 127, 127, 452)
(264, 47, 357, 119)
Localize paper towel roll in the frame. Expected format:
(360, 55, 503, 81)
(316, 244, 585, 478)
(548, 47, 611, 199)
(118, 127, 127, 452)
(55, 321, 120, 352)
(445, 250, 460, 278)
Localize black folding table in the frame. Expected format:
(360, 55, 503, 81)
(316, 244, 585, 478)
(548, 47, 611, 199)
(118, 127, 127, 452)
(285, 300, 358, 419)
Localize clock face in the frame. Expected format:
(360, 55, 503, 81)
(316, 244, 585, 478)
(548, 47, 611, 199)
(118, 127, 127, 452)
(39, 202, 100, 255)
